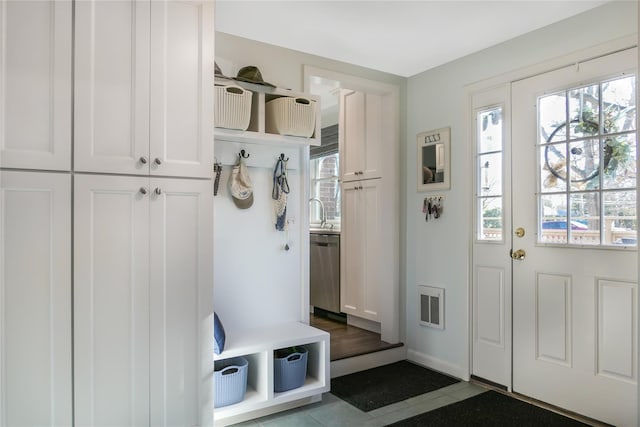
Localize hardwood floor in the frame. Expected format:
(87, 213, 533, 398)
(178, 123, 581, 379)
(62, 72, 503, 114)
(310, 313, 403, 361)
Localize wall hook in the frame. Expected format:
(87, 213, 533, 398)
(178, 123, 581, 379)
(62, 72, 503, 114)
(239, 149, 250, 159)
(279, 153, 289, 162)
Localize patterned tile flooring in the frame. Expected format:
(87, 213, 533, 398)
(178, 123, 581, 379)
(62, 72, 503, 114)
(231, 381, 488, 426)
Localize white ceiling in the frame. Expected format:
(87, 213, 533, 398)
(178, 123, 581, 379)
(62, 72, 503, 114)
(216, 0, 609, 78)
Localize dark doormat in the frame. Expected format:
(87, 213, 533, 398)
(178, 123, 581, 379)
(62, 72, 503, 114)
(386, 390, 589, 426)
(330, 360, 459, 412)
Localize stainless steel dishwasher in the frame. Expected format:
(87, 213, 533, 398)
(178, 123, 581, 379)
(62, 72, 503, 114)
(310, 232, 340, 313)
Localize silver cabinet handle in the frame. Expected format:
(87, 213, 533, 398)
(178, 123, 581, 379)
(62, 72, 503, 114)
(139, 156, 148, 164)
(139, 187, 148, 195)
(154, 188, 162, 195)
(154, 158, 162, 165)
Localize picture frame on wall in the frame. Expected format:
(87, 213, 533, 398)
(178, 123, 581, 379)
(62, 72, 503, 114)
(417, 127, 450, 191)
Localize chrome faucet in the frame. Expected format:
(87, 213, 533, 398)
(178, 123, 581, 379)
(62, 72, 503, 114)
(309, 198, 326, 228)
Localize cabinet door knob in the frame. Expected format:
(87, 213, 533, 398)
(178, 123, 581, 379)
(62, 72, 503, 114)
(154, 187, 162, 195)
(154, 158, 162, 165)
(359, 186, 363, 190)
(139, 156, 148, 164)
(139, 187, 148, 195)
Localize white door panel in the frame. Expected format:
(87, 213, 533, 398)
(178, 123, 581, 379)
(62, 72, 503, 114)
(149, 178, 213, 426)
(512, 48, 637, 426)
(150, 0, 214, 178)
(0, 171, 72, 426)
(74, 0, 150, 175)
(0, 1, 72, 170)
(74, 174, 150, 426)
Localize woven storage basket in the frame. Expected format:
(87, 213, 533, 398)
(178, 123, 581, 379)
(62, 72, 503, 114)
(266, 97, 316, 137)
(214, 356, 248, 407)
(215, 85, 252, 131)
(274, 346, 308, 392)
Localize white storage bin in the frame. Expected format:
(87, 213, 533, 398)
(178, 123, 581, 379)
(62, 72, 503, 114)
(266, 97, 316, 138)
(215, 85, 252, 131)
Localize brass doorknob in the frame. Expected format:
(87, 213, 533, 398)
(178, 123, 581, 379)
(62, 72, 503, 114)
(511, 249, 526, 260)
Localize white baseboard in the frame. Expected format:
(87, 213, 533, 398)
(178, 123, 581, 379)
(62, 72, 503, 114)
(330, 346, 406, 378)
(407, 349, 469, 381)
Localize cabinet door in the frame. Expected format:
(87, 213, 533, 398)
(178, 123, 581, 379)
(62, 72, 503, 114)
(340, 90, 383, 182)
(74, 174, 150, 426)
(0, 171, 72, 426)
(150, 0, 214, 178)
(74, 0, 150, 175)
(149, 178, 213, 426)
(0, 1, 72, 170)
(340, 179, 380, 321)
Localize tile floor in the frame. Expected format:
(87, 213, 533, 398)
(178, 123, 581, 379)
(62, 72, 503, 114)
(232, 381, 488, 426)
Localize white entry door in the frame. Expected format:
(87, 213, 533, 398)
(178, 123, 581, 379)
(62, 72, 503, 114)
(511, 48, 637, 426)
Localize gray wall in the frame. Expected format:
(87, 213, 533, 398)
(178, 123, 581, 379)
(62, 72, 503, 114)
(404, 1, 637, 378)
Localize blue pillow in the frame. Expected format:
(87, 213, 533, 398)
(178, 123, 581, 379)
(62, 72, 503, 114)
(214, 312, 226, 355)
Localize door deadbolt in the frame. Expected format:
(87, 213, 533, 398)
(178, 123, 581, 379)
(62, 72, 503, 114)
(511, 249, 526, 260)
(515, 227, 525, 238)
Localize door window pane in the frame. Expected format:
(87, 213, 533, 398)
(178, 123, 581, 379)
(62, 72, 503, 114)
(604, 191, 637, 246)
(568, 138, 600, 191)
(541, 143, 567, 192)
(476, 106, 503, 242)
(602, 76, 636, 133)
(537, 75, 636, 247)
(479, 152, 502, 197)
(479, 196, 503, 240)
(569, 192, 599, 245)
(569, 84, 599, 139)
(603, 134, 636, 190)
(539, 92, 566, 143)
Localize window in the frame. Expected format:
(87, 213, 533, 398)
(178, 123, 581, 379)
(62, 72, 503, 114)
(537, 75, 637, 246)
(476, 106, 504, 241)
(310, 153, 340, 226)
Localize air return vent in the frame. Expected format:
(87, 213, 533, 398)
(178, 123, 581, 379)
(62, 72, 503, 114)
(419, 285, 444, 330)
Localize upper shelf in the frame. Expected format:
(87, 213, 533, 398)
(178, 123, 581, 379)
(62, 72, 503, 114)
(214, 78, 321, 147)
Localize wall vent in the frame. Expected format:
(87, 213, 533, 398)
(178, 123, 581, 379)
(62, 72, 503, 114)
(419, 285, 444, 330)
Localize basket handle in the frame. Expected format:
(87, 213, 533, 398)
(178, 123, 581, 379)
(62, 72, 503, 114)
(224, 85, 246, 95)
(286, 353, 302, 362)
(219, 366, 239, 375)
(294, 97, 311, 105)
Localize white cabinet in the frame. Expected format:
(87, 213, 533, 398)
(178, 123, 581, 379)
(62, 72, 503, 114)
(340, 90, 383, 182)
(0, 1, 72, 171)
(149, 177, 214, 426)
(74, 174, 213, 426)
(340, 179, 381, 321)
(0, 171, 72, 426)
(75, 0, 214, 178)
